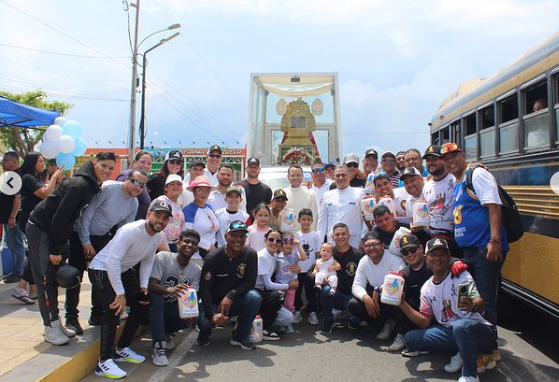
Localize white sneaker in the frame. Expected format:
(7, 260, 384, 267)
(114, 346, 145, 364)
(95, 358, 127, 379)
(457, 376, 479, 382)
(388, 333, 405, 352)
(165, 335, 175, 350)
(44, 320, 70, 346)
(292, 311, 302, 324)
(61, 325, 76, 338)
(376, 318, 396, 340)
(445, 352, 463, 373)
(152, 342, 169, 366)
(308, 312, 319, 326)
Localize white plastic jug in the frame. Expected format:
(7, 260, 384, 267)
(380, 272, 405, 306)
(177, 287, 199, 319)
(248, 315, 263, 343)
(378, 196, 396, 217)
(412, 200, 429, 227)
(388, 227, 412, 255)
(361, 196, 377, 222)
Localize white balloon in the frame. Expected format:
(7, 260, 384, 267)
(53, 117, 67, 127)
(58, 135, 76, 154)
(44, 125, 63, 142)
(40, 140, 60, 159)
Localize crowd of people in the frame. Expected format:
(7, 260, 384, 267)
(0, 142, 509, 382)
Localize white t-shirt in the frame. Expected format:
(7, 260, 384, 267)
(422, 173, 456, 236)
(420, 271, 492, 328)
(351, 250, 406, 300)
(255, 248, 288, 291)
(89, 220, 165, 295)
(208, 189, 248, 213)
(471, 168, 502, 206)
(311, 182, 331, 215)
(183, 203, 219, 251)
(150, 252, 201, 302)
(295, 231, 322, 273)
(183, 168, 219, 187)
(245, 225, 269, 252)
(215, 208, 250, 247)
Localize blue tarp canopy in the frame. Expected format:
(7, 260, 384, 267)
(0, 95, 60, 128)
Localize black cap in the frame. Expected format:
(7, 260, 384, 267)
(209, 144, 222, 154)
(400, 167, 422, 181)
(425, 238, 450, 254)
(364, 148, 378, 159)
(247, 157, 260, 166)
(48, 158, 58, 166)
(422, 145, 442, 159)
(227, 220, 249, 233)
(400, 234, 420, 251)
(165, 149, 183, 161)
(149, 199, 173, 216)
(189, 160, 206, 168)
(272, 189, 288, 201)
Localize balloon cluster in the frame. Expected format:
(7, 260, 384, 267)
(39, 117, 87, 169)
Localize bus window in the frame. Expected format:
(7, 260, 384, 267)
(498, 94, 519, 154)
(441, 126, 450, 143)
(463, 113, 477, 161)
(451, 121, 461, 144)
(479, 106, 496, 157)
(499, 94, 518, 124)
(480, 105, 494, 129)
(523, 80, 550, 149)
(464, 113, 476, 136)
(431, 132, 439, 145)
(556, 75, 559, 143)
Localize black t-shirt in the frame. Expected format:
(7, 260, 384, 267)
(199, 246, 258, 319)
(0, 168, 21, 223)
(241, 179, 272, 215)
(334, 246, 364, 295)
(20, 173, 44, 212)
(372, 222, 410, 246)
(401, 261, 432, 310)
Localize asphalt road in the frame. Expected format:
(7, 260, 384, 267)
(81, 305, 559, 382)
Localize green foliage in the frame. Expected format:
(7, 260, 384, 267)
(0, 90, 73, 157)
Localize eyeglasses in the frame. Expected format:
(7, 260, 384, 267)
(267, 238, 282, 244)
(229, 221, 248, 230)
(311, 167, 325, 174)
(401, 247, 419, 256)
(440, 143, 460, 155)
(168, 159, 182, 165)
(345, 162, 359, 168)
(282, 237, 295, 244)
(209, 154, 222, 159)
(128, 178, 146, 188)
(334, 173, 347, 178)
(363, 242, 383, 248)
(373, 171, 388, 180)
(382, 158, 396, 163)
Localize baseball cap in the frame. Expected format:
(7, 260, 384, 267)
(400, 234, 420, 251)
(189, 160, 206, 168)
(165, 149, 183, 161)
(246, 157, 260, 166)
(272, 189, 288, 201)
(186, 176, 216, 192)
(343, 153, 359, 165)
(149, 199, 173, 216)
(425, 238, 450, 254)
(226, 186, 243, 197)
(400, 167, 422, 181)
(422, 145, 442, 159)
(440, 142, 462, 157)
(209, 144, 222, 154)
(325, 161, 336, 169)
(165, 174, 183, 185)
(364, 149, 378, 159)
(362, 231, 380, 242)
(381, 151, 396, 159)
(227, 220, 249, 233)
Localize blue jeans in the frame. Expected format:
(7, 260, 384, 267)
(198, 289, 262, 341)
(4, 224, 25, 275)
(149, 292, 205, 345)
(319, 286, 360, 325)
(462, 247, 506, 325)
(405, 319, 497, 377)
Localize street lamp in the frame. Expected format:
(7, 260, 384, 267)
(138, 31, 180, 149)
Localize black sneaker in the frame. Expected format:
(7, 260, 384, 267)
(4, 273, 22, 283)
(196, 335, 210, 347)
(66, 319, 84, 335)
(230, 337, 256, 350)
(88, 316, 103, 326)
(320, 321, 333, 335)
(262, 329, 280, 341)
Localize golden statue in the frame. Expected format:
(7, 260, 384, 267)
(278, 98, 320, 165)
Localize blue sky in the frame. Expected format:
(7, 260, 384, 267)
(1, 0, 558, 158)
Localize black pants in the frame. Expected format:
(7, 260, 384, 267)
(17, 210, 34, 285)
(347, 297, 395, 330)
(66, 231, 114, 321)
(256, 289, 284, 330)
(88, 268, 148, 361)
(294, 272, 317, 313)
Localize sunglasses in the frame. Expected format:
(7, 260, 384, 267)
(440, 143, 460, 155)
(364, 242, 382, 248)
(282, 237, 295, 244)
(311, 167, 325, 174)
(168, 159, 182, 165)
(382, 158, 396, 163)
(373, 171, 388, 180)
(128, 178, 146, 188)
(345, 162, 359, 168)
(401, 247, 419, 256)
(209, 154, 222, 159)
(267, 238, 282, 244)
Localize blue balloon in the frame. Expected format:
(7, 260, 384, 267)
(62, 120, 82, 139)
(71, 138, 88, 156)
(56, 153, 76, 169)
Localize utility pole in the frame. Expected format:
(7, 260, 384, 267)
(127, 0, 140, 162)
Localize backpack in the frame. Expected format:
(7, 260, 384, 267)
(465, 165, 524, 243)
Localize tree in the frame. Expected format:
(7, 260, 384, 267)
(0, 90, 73, 157)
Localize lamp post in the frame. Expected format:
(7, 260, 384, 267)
(138, 31, 180, 149)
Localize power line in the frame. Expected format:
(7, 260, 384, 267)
(0, 43, 128, 59)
